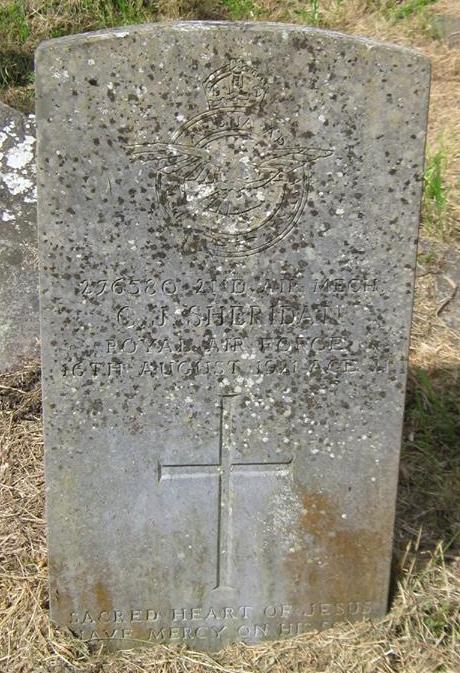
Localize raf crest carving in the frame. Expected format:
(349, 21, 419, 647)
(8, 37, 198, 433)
(128, 60, 332, 257)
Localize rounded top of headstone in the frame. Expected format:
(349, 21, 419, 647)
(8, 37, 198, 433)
(35, 20, 430, 68)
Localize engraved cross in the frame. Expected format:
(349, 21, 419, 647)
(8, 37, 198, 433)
(158, 394, 292, 591)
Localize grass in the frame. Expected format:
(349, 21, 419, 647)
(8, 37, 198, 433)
(0, 1, 162, 110)
(221, 0, 257, 20)
(417, 248, 439, 266)
(423, 149, 449, 239)
(388, 0, 437, 21)
(0, 49, 33, 88)
(293, 0, 322, 27)
(407, 368, 457, 449)
(399, 368, 460, 553)
(0, 1, 30, 42)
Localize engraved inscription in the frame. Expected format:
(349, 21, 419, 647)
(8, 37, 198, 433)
(68, 601, 376, 643)
(60, 271, 397, 383)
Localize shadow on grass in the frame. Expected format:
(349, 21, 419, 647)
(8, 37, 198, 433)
(0, 49, 34, 89)
(390, 364, 460, 594)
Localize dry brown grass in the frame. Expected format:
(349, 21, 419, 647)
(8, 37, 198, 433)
(412, 258, 460, 372)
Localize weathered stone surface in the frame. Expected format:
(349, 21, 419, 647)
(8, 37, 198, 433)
(36, 22, 430, 651)
(0, 102, 39, 372)
(432, 14, 460, 48)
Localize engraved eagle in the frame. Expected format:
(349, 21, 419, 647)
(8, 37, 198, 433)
(127, 141, 332, 217)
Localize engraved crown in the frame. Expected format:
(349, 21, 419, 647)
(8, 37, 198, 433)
(204, 60, 267, 109)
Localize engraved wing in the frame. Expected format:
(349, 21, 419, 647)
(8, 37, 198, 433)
(256, 147, 334, 182)
(127, 142, 219, 183)
(127, 142, 332, 216)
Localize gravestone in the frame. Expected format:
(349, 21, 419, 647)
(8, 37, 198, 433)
(432, 14, 460, 48)
(0, 102, 39, 372)
(36, 23, 430, 651)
